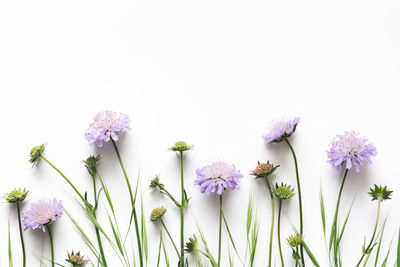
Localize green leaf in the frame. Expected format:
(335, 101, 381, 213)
(302, 241, 320, 267)
(8, 222, 12, 267)
(396, 228, 400, 267)
(320, 183, 326, 237)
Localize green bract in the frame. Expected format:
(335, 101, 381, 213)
(368, 184, 393, 201)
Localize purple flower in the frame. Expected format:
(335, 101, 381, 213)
(327, 131, 377, 173)
(195, 161, 243, 195)
(85, 111, 131, 147)
(263, 117, 300, 144)
(23, 198, 63, 232)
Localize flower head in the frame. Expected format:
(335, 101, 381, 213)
(185, 235, 198, 253)
(195, 161, 243, 195)
(23, 198, 63, 232)
(83, 155, 101, 176)
(287, 234, 303, 247)
(4, 188, 29, 203)
(170, 141, 192, 152)
(149, 175, 161, 189)
(66, 250, 87, 265)
(273, 183, 295, 200)
(263, 117, 300, 144)
(368, 185, 392, 201)
(251, 161, 279, 179)
(85, 111, 131, 147)
(150, 207, 166, 222)
(29, 144, 45, 165)
(327, 131, 377, 172)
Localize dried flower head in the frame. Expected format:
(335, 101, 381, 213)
(263, 117, 300, 144)
(368, 185, 392, 201)
(170, 141, 192, 152)
(327, 131, 377, 173)
(83, 155, 101, 176)
(4, 188, 29, 203)
(29, 144, 45, 165)
(287, 234, 303, 247)
(23, 198, 63, 232)
(273, 183, 295, 200)
(66, 250, 87, 265)
(195, 161, 243, 195)
(150, 207, 166, 222)
(184, 235, 198, 253)
(149, 175, 161, 189)
(251, 161, 279, 179)
(85, 110, 131, 147)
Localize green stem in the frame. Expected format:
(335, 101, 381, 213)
(92, 174, 108, 267)
(218, 195, 223, 266)
(40, 155, 86, 204)
(283, 137, 304, 267)
(47, 225, 55, 267)
(180, 151, 185, 267)
(160, 219, 180, 258)
(331, 169, 349, 266)
(266, 180, 275, 267)
(277, 200, 284, 267)
(355, 198, 382, 267)
(111, 140, 143, 267)
(16, 202, 26, 267)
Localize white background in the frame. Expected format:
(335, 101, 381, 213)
(1, 0, 400, 266)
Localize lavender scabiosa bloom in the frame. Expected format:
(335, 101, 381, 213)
(195, 161, 243, 195)
(23, 198, 63, 232)
(85, 110, 131, 147)
(263, 117, 300, 144)
(327, 131, 377, 173)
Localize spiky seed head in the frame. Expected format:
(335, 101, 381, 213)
(273, 183, 295, 200)
(66, 250, 87, 265)
(29, 144, 45, 165)
(251, 161, 279, 179)
(184, 235, 198, 253)
(169, 141, 192, 152)
(150, 207, 166, 222)
(4, 188, 29, 203)
(287, 234, 303, 247)
(368, 184, 393, 201)
(82, 155, 101, 176)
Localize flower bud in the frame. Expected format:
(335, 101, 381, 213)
(66, 250, 87, 265)
(287, 234, 303, 247)
(169, 141, 192, 152)
(184, 235, 198, 253)
(251, 161, 279, 179)
(29, 144, 45, 165)
(4, 188, 29, 203)
(82, 155, 101, 176)
(150, 207, 166, 222)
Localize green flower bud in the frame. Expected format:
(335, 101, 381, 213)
(150, 207, 166, 222)
(149, 175, 161, 189)
(66, 250, 87, 265)
(4, 188, 29, 203)
(184, 235, 198, 253)
(368, 184, 393, 201)
(169, 141, 192, 152)
(287, 234, 303, 247)
(273, 183, 295, 200)
(29, 144, 45, 165)
(82, 155, 101, 176)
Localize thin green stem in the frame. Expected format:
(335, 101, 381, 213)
(111, 140, 143, 267)
(218, 195, 223, 266)
(283, 137, 304, 267)
(92, 174, 107, 267)
(266, 180, 275, 267)
(40, 155, 86, 204)
(180, 151, 185, 267)
(160, 219, 180, 258)
(277, 200, 284, 267)
(355, 198, 382, 267)
(16, 202, 26, 267)
(47, 225, 55, 267)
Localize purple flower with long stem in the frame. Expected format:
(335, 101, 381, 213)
(263, 117, 305, 266)
(195, 161, 243, 266)
(327, 131, 377, 266)
(23, 198, 63, 267)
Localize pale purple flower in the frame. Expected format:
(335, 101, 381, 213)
(195, 161, 243, 195)
(327, 131, 377, 173)
(23, 198, 63, 232)
(263, 117, 300, 144)
(85, 111, 131, 147)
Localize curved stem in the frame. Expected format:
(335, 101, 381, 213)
(266, 180, 275, 267)
(16, 202, 26, 267)
(180, 151, 185, 267)
(355, 199, 381, 267)
(47, 225, 55, 267)
(218, 195, 223, 266)
(92, 174, 108, 267)
(161, 219, 180, 258)
(111, 140, 143, 267)
(283, 137, 304, 267)
(277, 200, 284, 267)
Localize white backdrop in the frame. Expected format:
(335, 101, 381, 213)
(1, 0, 400, 266)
